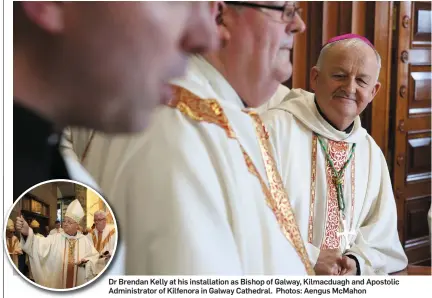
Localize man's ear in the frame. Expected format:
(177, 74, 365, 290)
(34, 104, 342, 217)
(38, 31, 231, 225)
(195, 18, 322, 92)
(21, 1, 64, 34)
(369, 81, 382, 102)
(310, 66, 320, 92)
(212, 1, 230, 47)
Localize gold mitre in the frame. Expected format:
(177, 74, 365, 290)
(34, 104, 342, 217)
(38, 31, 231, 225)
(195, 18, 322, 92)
(30, 219, 40, 228)
(65, 199, 85, 224)
(7, 218, 15, 231)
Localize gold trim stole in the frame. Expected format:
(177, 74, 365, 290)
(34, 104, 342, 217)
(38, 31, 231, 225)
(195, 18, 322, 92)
(168, 86, 314, 275)
(63, 238, 78, 289)
(93, 228, 116, 253)
(7, 237, 17, 254)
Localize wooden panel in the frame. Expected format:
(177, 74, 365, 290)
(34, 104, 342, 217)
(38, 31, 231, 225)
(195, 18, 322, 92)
(405, 179, 431, 198)
(351, 1, 367, 36)
(405, 183, 432, 202)
(409, 49, 432, 65)
(308, 2, 323, 69)
(411, 72, 432, 101)
(391, 265, 432, 275)
(405, 197, 431, 241)
(292, 1, 309, 90)
(405, 239, 431, 265)
(391, 2, 431, 266)
(371, 1, 393, 160)
(292, 1, 323, 92)
(406, 115, 431, 130)
(406, 132, 431, 180)
(322, 2, 339, 44)
(416, 260, 432, 266)
(408, 66, 432, 116)
(412, 1, 432, 47)
(339, 2, 353, 35)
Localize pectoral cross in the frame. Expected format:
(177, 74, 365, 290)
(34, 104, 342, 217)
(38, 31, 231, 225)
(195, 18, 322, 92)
(337, 219, 357, 250)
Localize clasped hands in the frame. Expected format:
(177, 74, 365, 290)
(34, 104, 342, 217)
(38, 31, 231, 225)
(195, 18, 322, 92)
(314, 249, 357, 275)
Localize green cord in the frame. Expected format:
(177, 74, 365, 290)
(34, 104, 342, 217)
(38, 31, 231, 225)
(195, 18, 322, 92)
(315, 133, 356, 214)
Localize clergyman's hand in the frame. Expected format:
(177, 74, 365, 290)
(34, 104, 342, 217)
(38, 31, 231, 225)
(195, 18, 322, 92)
(314, 249, 342, 275)
(76, 259, 89, 267)
(15, 216, 29, 236)
(339, 256, 357, 275)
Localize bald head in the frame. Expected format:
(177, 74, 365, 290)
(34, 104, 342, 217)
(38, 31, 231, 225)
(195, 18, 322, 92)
(310, 37, 382, 131)
(316, 38, 381, 81)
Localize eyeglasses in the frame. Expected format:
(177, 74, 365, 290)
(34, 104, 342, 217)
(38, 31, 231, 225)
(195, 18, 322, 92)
(225, 1, 302, 23)
(63, 219, 76, 225)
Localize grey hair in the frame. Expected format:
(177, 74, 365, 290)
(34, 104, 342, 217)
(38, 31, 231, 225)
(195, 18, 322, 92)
(316, 38, 382, 81)
(94, 210, 107, 219)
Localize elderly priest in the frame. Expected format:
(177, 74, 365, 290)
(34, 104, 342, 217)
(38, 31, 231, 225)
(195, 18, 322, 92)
(261, 34, 408, 275)
(16, 200, 100, 288)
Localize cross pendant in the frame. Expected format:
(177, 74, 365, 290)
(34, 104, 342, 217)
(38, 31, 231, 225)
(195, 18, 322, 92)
(337, 218, 357, 250)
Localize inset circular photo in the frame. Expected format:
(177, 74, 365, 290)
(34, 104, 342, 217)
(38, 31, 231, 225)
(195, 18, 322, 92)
(5, 179, 118, 291)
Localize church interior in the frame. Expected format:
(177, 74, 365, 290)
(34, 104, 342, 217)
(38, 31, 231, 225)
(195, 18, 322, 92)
(285, 1, 431, 268)
(7, 181, 116, 283)
(9, 181, 114, 236)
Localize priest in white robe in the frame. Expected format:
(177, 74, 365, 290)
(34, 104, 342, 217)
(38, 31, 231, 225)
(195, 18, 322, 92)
(26, 220, 44, 281)
(261, 34, 408, 275)
(60, 2, 313, 275)
(87, 210, 116, 272)
(49, 220, 64, 236)
(6, 218, 22, 267)
(16, 200, 100, 289)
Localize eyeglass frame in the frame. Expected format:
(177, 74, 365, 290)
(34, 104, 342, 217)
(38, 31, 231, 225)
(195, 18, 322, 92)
(224, 1, 302, 23)
(63, 219, 78, 226)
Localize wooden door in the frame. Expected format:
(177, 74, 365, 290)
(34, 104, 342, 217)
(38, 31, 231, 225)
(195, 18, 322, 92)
(392, 1, 431, 265)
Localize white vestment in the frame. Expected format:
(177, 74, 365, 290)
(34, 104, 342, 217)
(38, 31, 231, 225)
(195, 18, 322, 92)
(26, 233, 44, 280)
(87, 225, 116, 254)
(61, 56, 313, 275)
(87, 225, 117, 273)
(21, 228, 100, 289)
(7, 235, 22, 267)
(49, 228, 64, 236)
(261, 89, 408, 275)
(64, 156, 99, 192)
(256, 84, 291, 113)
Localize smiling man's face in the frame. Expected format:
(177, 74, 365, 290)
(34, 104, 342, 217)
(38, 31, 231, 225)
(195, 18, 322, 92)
(311, 40, 381, 124)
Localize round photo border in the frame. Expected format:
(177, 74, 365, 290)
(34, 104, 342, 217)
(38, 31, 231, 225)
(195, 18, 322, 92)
(3, 178, 119, 292)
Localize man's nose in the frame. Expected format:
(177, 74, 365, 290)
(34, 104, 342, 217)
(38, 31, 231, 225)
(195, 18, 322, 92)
(286, 11, 306, 34)
(180, 4, 220, 55)
(341, 77, 357, 95)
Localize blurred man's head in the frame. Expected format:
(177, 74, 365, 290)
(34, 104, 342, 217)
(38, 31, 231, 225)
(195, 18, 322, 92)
(55, 220, 61, 229)
(14, 2, 220, 133)
(204, 1, 306, 107)
(63, 216, 79, 236)
(30, 219, 40, 234)
(6, 219, 15, 238)
(94, 210, 107, 233)
(6, 230, 14, 238)
(310, 35, 381, 130)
